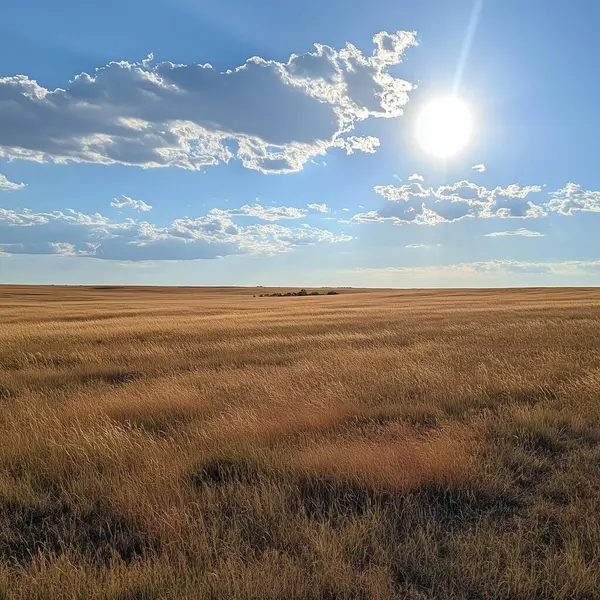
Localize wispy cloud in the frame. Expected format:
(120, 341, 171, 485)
(353, 259, 600, 278)
(48, 242, 77, 256)
(209, 204, 307, 221)
(408, 173, 424, 182)
(110, 195, 152, 212)
(307, 203, 330, 213)
(405, 243, 442, 249)
(485, 228, 544, 237)
(0, 31, 416, 174)
(471, 163, 486, 173)
(0, 174, 26, 191)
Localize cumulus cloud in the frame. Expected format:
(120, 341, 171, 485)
(407, 173, 424, 181)
(110, 195, 152, 212)
(307, 202, 330, 213)
(0, 206, 350, 261)
(485, 229, 544, 237)
(374, 181, 433, 201)
(546, 183, 600, 215)
(354, 177, 545, 226)
(0, 174, 25, 191)
(0, 31, 416, 175)
(471, 163, 486, 173)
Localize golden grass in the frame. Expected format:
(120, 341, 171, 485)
(1, 285, 600, 599)
(295, 423, 478, 491)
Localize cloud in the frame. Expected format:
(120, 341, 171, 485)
(405, 243, 442, 248)
(342, 207, 350, 212)
(209, 203, 307, 221)
(307, 202, 330, 213)
(0, 174, 25, 191)
(374, 181, 433, 201)
(354, 177, 545, 226)
(487, 184, 545, 218)
(336, 136, 380, 155)
(48, 242, 77, 256)
(110, 195, 153, 212)
(353, 259, 600, 278)
(0, 31, 416, 175)
(546, 183, 600, 215)
(471, 163, 486, 173)
(0, 206, 350, 261)
(485, 228, 544, 237)
(407, 173, 424, 181)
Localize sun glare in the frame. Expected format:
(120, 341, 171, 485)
(416, 97, 472, 158)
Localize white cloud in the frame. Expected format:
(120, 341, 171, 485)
(374, 181, 432, 201)
(209, 203, 307, 221)
(485, 228, 544, 237)
(0, 31, 416, 175)
(335, 136, 380, 155)
(413, 205, 447, 226)
(546, 183, 600, 215)
(0, 206, 350, 261)
(110, 195, 153, 212)
(353, 259, 600, 278)
(493, 184, 542, 200)
(307, 202, 330, 213)
(471, 163, 486, 173)
(405, 243, 442, 248)
(436, 180, 489, 201)
(0, 174, 26, 191)
(355, 177, 546, 226)
(408, 173, 424, 181)
(48, 242, 77, 256)
(352, 209, 393, 224)
(342, 208, 350, 212)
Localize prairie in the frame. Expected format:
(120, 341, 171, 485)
(1, 285, 600, 599)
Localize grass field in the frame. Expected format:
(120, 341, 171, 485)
(1, 285, 600, 599)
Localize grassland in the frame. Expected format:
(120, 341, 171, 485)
(1, 285, 600, 599)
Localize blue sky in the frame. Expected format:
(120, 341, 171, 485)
(1, 0, 599, 287)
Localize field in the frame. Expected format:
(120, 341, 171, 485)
(1, 285, 600, 599)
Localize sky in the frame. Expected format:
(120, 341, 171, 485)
(1, 0, 599, 287)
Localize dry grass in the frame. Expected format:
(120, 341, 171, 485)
(1, 285, 600, 599)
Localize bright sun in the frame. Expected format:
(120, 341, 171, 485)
(415, 97, 473, 158)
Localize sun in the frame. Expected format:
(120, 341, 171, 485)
(415, 97, 473, 158)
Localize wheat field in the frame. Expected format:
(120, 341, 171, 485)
(1, 285, 600, 599)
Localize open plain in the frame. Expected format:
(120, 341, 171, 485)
(1, 285, 600, 599)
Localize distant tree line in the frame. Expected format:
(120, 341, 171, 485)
(259, 289, 339, 297)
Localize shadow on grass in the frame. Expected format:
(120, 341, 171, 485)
(188, 456, 520, 529)
(0, 498, 159, 566)
(189, 456, 264, 488)
(81, 369, 144, 387)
